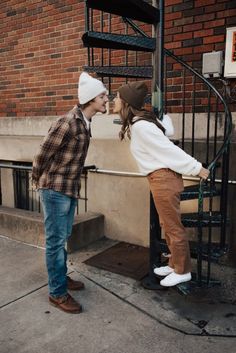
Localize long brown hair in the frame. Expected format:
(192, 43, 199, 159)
(119, 100, 165, 140)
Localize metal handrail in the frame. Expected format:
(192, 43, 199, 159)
(0, 164, 96, 172)
(0, 164, 95, 213)
(89, 167, 236, 184)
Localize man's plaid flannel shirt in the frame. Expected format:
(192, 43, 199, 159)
(32, 105, 90, 198)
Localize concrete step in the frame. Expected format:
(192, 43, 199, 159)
(0, 206, 104, 252)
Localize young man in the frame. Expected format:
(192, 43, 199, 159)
(32, 72, 108, 313)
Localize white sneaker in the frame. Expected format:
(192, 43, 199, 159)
(160, 272, 191, 287)
(153, 265, 174, 277)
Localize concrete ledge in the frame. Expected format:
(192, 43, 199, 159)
(0, 206, 104, 252)
(67, 212, 105, 253)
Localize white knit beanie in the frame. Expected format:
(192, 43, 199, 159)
(78, 72, 107, 104)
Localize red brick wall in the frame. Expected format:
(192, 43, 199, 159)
(165, 0, 235, 67)
(0, 0, 236, 117)
(0, 0, 87, 117)
(165, 0, 236, 112)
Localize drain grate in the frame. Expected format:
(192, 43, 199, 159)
(84, 242, 149, 280)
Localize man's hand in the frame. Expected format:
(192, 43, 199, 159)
(198, 167, 210, 180)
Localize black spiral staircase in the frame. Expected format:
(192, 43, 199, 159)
(82, 0, 232, 292)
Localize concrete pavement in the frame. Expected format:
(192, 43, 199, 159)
(0, 235, 236, 353)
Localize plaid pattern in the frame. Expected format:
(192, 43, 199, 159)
(32, 106, 90, 198)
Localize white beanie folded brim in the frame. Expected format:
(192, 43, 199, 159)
(78, 72, 107, 104)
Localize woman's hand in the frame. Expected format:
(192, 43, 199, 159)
(198, 167, 210, 180)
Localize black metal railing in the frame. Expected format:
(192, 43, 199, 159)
(163, 49, 232, 285)
(82, 0, 233, 288)
(0, 163, 95, 214)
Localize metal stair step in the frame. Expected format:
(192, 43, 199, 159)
(181, 211, 222, 227)
(181, 184, 220, 201)
(83, 66, 153, 78)
(158, 240, 227, 263)
(82, 31, 155, 52)
(86, 0, 160, 24)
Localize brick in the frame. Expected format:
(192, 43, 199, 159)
(172, 77, 183, 85)
(194, 29, 214, 38)
(7, 11, 17, 17)
(183, 37, 202, 47)
(217, 9, 236, 18)
(174, 17, 193, 26)
(167, 85, 181, 92)
(173, 1, 194, 12)
(227, 1, 236, 9)
(166, 71, 182, 78)
(182, 53, 202, 62)
(194, 13, 215, 23)
(226, 16, 236, 25)
(205, 3, 226, 13)
(165, 12, 182, 21)
(183, 7, 204, 17)
(214, 26, 226, 35)
(165, 41, 182, 49)
(204, 19, 225, 29)
(165, 27, 182, 35)
(193, 44, 214, 53)
(173, 47, 193, 56)
(174, 32, 192, 41)
(183, 23, 202, 32)
(166, 0, 182, 5)
(215, 43, 225, 51)
(203, 35, 225, 44)
(173, 92, 191, 99)
(165, 20, 174, 29)
(195, 0, 215, 7)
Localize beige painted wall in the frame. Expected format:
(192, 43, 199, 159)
(0, 113, 151, 245)
(0, 112, 235, 246)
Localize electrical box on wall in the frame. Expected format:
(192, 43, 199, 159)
(202, 51, 223, 78)
(224, 26, 236, 78)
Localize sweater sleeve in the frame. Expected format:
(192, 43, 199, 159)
(159, 114, 174, 137)
(131, 121, 202, 176)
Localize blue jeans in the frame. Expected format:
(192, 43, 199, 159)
(39, 189, 77, 298)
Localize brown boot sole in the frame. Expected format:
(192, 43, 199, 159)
(49, 298, 82, 314)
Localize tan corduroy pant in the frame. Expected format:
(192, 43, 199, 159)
(147, 168, 191, 274)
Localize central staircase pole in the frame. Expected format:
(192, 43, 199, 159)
(142, 0, 165, 290)
(152, 0, 164, 118)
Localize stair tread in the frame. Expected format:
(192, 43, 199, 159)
(82, 31, 155, 52)
(181, 211, 224, 227)
(182, 211, 221, 220)
(158, 239, 227, 262)
(83, 66, 153, 78)
(181, 184, 220, 201)
(86, 0, 159, 24)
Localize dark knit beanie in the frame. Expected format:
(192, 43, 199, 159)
(118, 81, 148, 110)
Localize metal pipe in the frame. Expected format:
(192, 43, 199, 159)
(152, 0, 164, 118)
(89, 168, 236, 184)
(0, 164, 235, 185)
(0, 164, 96, 172)
(90, 169, 145, 177)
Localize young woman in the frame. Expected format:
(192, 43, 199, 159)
(113, 81, 209, 287)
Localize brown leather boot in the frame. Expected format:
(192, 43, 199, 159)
(49, 293, 82, 314)
(67, 275, 85, 291)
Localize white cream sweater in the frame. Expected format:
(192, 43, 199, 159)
(130, 115, 202, 176)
